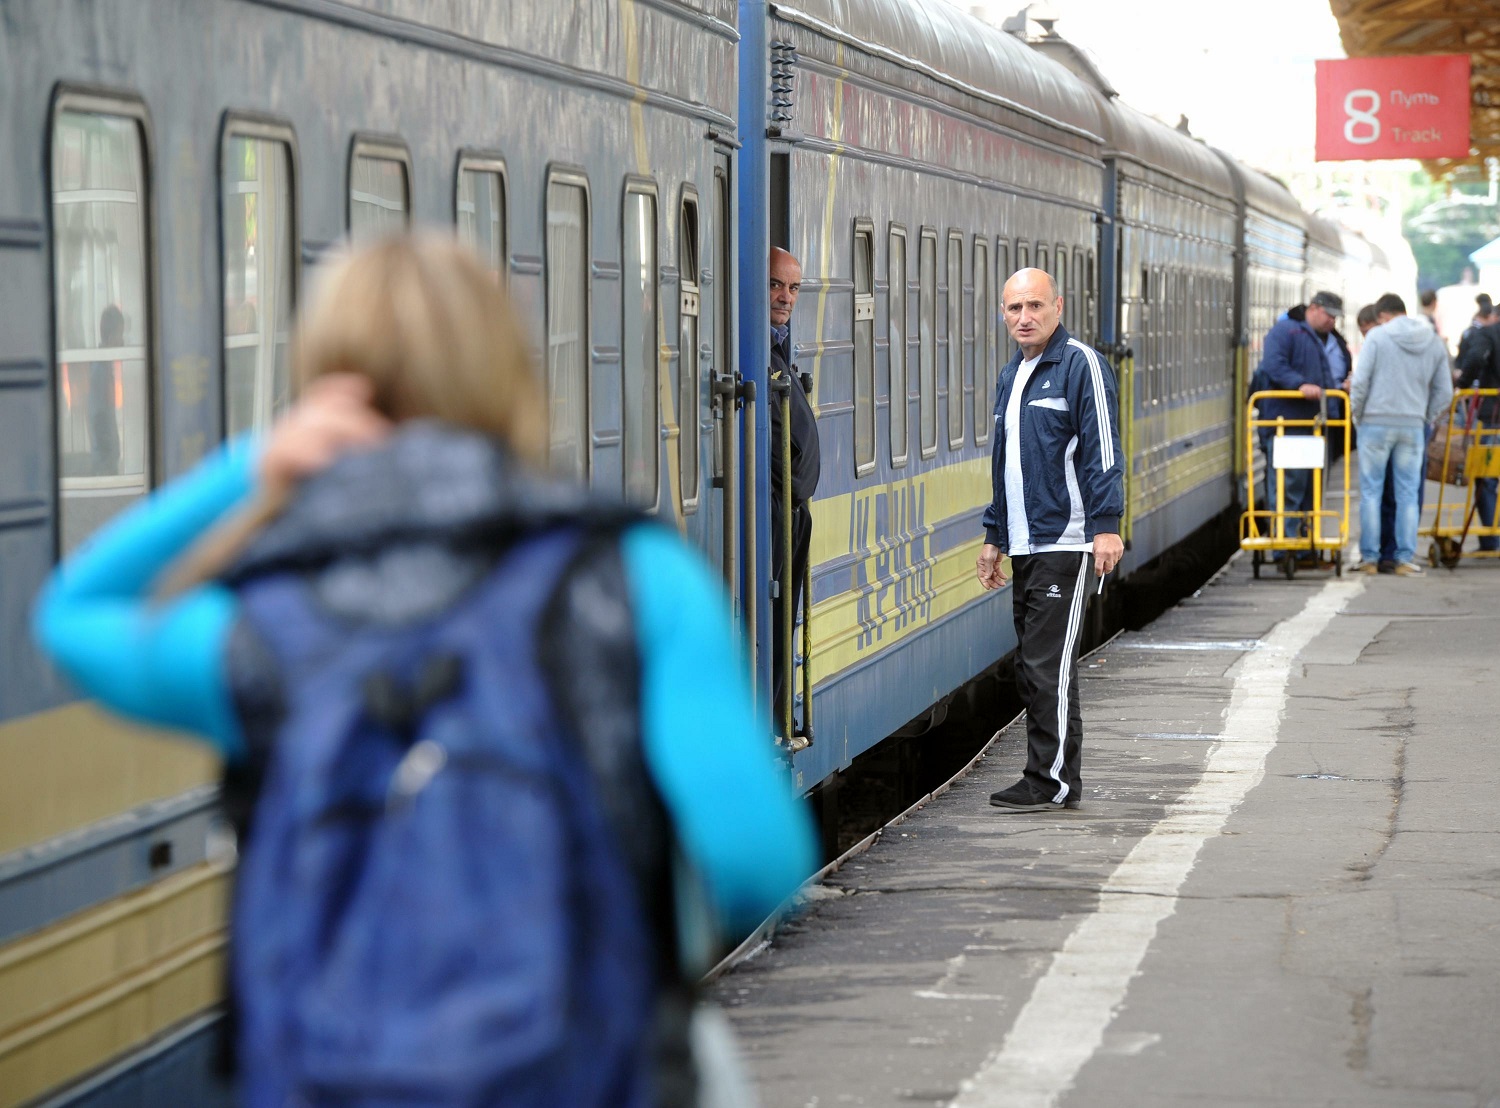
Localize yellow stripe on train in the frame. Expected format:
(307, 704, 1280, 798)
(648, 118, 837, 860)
(0, 863, 229, 1108)
(801, 431, 1233, 688)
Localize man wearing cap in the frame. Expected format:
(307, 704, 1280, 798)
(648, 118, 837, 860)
(1252, 291, 1346, 536)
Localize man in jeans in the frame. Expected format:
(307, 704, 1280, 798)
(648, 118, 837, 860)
(1351, 293, 1453, 576)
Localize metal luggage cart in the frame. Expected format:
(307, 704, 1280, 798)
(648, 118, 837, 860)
(1241, 389, 1351, 580)
(1422, 388, 1500, 569)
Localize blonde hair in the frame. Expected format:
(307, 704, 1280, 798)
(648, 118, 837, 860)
(158, 233, 546, 595)
(296, 234, 545, 458)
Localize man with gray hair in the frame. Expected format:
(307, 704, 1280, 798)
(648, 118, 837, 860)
(976, 269, 1123, 812)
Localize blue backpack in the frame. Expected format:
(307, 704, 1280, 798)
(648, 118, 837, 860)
(227, 528, 664, 1107)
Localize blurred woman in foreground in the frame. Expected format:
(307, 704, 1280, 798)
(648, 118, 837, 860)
(34, 234, 816, 1107)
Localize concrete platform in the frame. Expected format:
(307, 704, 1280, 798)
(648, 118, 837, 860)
(709, 490, 1500, 1107)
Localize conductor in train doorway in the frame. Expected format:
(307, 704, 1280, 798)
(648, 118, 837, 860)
(975, 269, 1123, 812)
(769, 247, 820, 745)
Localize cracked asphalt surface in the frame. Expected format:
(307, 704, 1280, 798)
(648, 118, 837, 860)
(710, 537, 1500, 1107)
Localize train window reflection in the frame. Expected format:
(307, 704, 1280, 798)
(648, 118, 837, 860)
(974, 239, 990, 445)
(853, 222, 875, 476)
(622, 184, 659, 505)
(51, 106, 151, 556)
(222, 130, 295, 438)
(456, 160, 506, 282)
(947, 231, 963, 449)
(919, 229, 937, 459)
(1057, 249, 1070, 333)
(546, 172, 591, 480)
(1086, 251, 1098, 346)
(889, 226, 908, 468)
(349, 143, 410, 242)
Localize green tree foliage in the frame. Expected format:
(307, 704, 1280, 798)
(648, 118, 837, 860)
(1403, 170, 1500, 289)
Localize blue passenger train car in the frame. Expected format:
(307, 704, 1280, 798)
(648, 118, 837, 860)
(0, 1, 1396, 1103)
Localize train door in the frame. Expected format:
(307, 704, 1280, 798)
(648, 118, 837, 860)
(708, 153, 743, 630)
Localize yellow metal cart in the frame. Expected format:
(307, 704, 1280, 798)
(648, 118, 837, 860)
(1422, 387, 1500, 569)
(1241, 389, 1351, 580)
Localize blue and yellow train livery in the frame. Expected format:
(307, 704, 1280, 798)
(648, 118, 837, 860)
(0, 1, 1398, 1103)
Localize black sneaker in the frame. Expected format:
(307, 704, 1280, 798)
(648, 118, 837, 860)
(989, 780, 1081, 811)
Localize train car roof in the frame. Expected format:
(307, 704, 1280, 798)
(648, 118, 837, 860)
(1097, 97, 1234, 198)
(774, 0, 1105, 142)
(1305, 211, 1345, 254)
(1334, 222, 1376, 267)
(1212, 150, 1307, 229)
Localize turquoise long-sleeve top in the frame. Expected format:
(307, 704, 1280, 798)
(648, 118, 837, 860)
(32, 440, 817, 938)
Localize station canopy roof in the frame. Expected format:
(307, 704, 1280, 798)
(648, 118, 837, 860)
(1330, 0, 1500, 180)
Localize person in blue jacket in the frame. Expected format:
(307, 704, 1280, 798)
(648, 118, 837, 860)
(33, 234, 816, 1106)
(975, 268, 1124, 813)
(1253, 291, 1345, 538)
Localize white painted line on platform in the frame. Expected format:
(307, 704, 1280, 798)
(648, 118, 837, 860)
(950, 575, 1367, 1108)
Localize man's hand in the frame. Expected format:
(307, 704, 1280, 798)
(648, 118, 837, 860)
(1299, 383, 1324, 400)
(1093, 533, 1123, 578)
(976, 543, 1007, 591)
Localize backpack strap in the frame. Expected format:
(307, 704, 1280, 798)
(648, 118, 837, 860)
(536, 523, 697, 1107)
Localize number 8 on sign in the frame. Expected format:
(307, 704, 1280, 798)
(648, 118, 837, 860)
(1344, 89, 1380, 145)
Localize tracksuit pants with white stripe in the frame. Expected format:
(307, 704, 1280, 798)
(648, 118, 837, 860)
(1011, 551, 1091, 804)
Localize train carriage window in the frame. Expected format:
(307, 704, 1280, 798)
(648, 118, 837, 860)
(946, 230, 963, 449)
(679, 191, 702, 511)
(1187, 273, 1198, 394)
(1002, 236, 1014, 359)
(51, 101, 152, 556)
(853, 221, 876, 476)
(889, 225, 909, 467)
(455, 155, 507, 283)
(1156, 267, 1167, 403)
(1036, 242, 1049, 275)
(1056, 249, 1070, 333)
(1178, 271, 1187, 398)
(1140, 266, 1153, 404)
(919, 229, 937, 458)
(545, 170, 591, 480)
(1175, 271, 1185, 398)
(222, 122, 296, 440)
(1086, 250, 1098, 346)
(712, 167, 730, 483)
(1157, 268, 1166, 401)
(622, 182, 659, 505)
(1017, 240, 1030, 271)
(973, 238, 991, 445)
(348, 139, 410, 242)
(1158, 271, 1170, 401)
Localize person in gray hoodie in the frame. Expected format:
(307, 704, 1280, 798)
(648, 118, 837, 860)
(1350, 293, 1453, 575)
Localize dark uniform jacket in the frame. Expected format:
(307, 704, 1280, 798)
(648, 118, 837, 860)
(769, 331, 820, 504)
(981, 325, 1123, 552)
(1254, 312, 1339, 424)
(1455, 320, 1500, 424)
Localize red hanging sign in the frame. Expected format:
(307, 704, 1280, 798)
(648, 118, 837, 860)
(1315, 55, 1471, 161)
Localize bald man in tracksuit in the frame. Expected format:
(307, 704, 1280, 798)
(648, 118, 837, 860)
(976, 269, 1124, 812)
